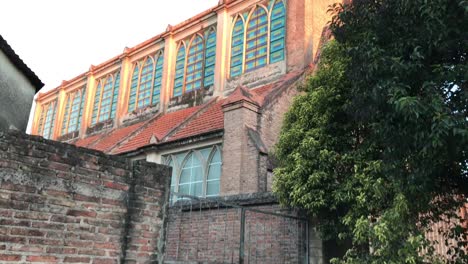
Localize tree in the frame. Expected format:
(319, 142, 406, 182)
(273, 0, 467, 263)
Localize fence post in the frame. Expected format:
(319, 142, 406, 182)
(239, 208, 246, 264)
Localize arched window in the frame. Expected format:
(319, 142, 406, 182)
(172, 27, 218, 97)
(137, 57, 154, 108)
(173, 43, 186, 97)
(185, 35, 205, 92)
(206, 147, 222, 197)
(229, 1, 286, 77)
(128, 64, 140, 111)
(152, 52, 164, 105)
(230, 16, 245, 77)
(37, 100, 57, 139)
(127, 51, 164, 112)
(164, 145, 222, 198)
(270, 0, 286, 63)
(204, 29, 217, 88)
(91, 70, 121, 125)
(61, 87, 86, 135)
(179, 152, 203, 196)
(245, 6, 268, 72)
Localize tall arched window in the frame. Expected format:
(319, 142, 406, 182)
(152, 52, 164, 105)
(245, 6, 268, 72)
(186, 35, 205, 92)
(229, 1, 286, 77)
(172, 27, 217, 97)
(204, 29, 217, 88)
(37, 100, 57, 139)
(127, 51, 164, 112)
(61, 87, 86, 135)
(91, 70, 121, 125)
(230, 16, 245, 77)
(270, 0, 286, 63)
(173, 43, 186, 97)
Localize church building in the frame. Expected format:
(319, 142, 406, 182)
(31, 0, 339, 262)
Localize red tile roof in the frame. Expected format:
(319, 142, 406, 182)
(74, 133, 103, 148)
(167, 99, 225, 142)
(113, 104, 206, 154)
(70, 71, 304, 155)
(91, 121, 148, 152)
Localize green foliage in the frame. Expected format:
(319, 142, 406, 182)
(273, 0, 467, 263)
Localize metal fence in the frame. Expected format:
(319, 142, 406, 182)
(164, 192, 309, 264)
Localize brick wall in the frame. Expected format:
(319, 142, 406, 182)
(0, 130, 170, 263)
(164, 194, 317, 264)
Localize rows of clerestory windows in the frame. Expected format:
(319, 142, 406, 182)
(35, 0, 287, 139)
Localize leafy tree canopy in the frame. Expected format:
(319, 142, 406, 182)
(273, 0, 467, 263)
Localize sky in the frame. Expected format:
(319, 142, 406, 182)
(1, 0, 219, 93)
(1, 0, 219, 132)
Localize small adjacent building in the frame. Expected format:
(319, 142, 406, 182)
(0, 35, 43, 131)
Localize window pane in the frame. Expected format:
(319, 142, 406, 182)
(207, 180, 220, 196)
(180, 169, 191, 184)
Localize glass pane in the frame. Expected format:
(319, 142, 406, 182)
(206, 180, 220, 196)
(200, 147, 211, 160)
(180, 169, 191, 184)
(192, 182, 203, 197)
(179, 184, 190, 195)
(175, 152, 187, 167)
(208, 163, 221, 181)
(193, 166, 203, 181)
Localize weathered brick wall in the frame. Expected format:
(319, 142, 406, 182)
(164, 194, 322, 264)
(0, 131, 170, 263)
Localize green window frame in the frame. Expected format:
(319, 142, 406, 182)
(61, 87, 86, 135)
(37, 100, 57, 139)
(127, 50, 164, 112)
(245, 6, 269, 72)
(91, 70, 121, 125)
(229, 0, 286, 77)
(230, 16, 245, 77)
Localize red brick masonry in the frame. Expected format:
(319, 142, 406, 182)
(0, 131, 171, 263)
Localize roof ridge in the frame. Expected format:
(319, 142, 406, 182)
(222, 86, 260, 107)
(161, 97, 219, 142)
(0, 35, 44, 91)
(106, 112, 163, 154)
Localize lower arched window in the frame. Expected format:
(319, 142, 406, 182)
(164, 145, 222, 199)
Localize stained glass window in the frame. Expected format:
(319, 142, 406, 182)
(270, 0, 286, 63)
(38, 100, 57, 139)
(91, 70, 120, 125)
(185, 35, 205, 92)
(128, 64, 140, 111)
(61, 87, 86, 135)
(230, 1, 286, 76)
(204, 30, 216, 88)
(230, 16, 245, 77)
(137, 57, 154, 108)
(173, 44, 186, 97)
(245, 6, 268, 72)
(152, 52, 164, 105)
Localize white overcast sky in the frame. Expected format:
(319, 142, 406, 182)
(1, 0, 219, 93)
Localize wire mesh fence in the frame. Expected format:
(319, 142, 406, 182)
(164, 192, 309, 264)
